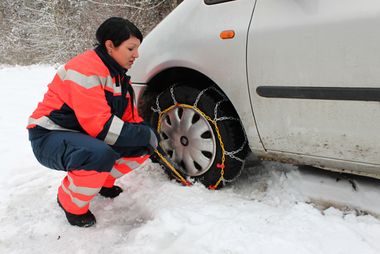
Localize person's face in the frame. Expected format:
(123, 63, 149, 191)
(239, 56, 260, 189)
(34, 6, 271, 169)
(105, 36, 141, 69)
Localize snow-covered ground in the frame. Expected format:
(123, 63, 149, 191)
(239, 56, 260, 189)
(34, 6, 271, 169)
(1, 66, 380, 254)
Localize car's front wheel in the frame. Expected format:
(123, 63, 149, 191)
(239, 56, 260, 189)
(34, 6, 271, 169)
(146, 84, 248, 189)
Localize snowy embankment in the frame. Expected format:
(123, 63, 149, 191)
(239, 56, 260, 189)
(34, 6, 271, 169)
(1, 66, 380, 254)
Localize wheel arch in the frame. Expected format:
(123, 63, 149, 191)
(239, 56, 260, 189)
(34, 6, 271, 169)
(147, 67, 214, 90)
(144, 67, 242, 121)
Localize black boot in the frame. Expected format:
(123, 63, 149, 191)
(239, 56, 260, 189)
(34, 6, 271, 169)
(57, 197, 96, 227)
(99, 185, 123, 198)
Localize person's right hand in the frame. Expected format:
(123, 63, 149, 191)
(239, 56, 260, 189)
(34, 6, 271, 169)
(148, 128, 159, 150)
(140, 122, 160, 154)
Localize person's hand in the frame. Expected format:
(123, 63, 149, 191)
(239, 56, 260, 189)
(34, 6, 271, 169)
(148, 128, 159, 150)
(140, 121, 160, 154)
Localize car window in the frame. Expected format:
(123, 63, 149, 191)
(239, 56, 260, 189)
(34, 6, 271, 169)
(204, 0, 236, 5)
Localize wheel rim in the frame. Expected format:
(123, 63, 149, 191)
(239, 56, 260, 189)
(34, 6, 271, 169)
(158, 106, 217, 176)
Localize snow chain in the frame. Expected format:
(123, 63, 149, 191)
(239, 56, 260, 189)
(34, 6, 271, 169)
(153, 148, 192, 186)
(157, 103, 226, 189)
(152, 86, 248, 190)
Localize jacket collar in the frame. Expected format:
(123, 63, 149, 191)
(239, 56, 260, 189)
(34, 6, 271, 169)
(94, 45, 127, 78)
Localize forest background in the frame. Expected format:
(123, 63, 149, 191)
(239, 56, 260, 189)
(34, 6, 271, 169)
(0, 0, 183, 65)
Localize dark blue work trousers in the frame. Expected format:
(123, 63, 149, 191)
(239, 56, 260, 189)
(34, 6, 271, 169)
(29, 130, 147, 172)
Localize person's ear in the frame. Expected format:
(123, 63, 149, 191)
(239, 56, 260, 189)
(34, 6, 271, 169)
(105, 40, 115, 55)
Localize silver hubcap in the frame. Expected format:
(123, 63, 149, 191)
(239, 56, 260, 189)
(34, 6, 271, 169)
(159, 106, 216, 176)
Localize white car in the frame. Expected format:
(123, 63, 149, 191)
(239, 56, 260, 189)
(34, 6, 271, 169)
(129, 0, 380, 188)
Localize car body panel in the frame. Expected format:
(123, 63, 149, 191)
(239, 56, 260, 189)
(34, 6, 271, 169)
(247, 0, 380, 169)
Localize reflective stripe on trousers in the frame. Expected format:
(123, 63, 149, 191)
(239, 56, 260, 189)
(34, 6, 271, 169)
(109, 155, 150, 179)
(58, 170, 108, 214)
(58, 155, 149, 214)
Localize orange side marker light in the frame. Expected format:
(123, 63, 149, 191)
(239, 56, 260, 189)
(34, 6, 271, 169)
(220, 30, 235, 40)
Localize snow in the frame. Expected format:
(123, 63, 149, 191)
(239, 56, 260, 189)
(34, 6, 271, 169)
(1, 66, 380, 254)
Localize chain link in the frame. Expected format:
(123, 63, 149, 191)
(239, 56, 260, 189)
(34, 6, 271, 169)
(214, 99, 229, 120)
(170, 86, 178, 105)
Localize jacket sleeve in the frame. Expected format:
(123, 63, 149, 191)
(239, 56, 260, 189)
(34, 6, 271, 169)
(53, 66, 151, 147)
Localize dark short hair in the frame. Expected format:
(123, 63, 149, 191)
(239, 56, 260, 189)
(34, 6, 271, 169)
(96, 17, 143, 47)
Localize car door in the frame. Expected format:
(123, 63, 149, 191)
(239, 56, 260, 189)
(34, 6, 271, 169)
(247, 0, 380, 165)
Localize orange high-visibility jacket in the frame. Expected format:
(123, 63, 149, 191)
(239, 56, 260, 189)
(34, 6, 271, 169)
(27, 50, 151, 148)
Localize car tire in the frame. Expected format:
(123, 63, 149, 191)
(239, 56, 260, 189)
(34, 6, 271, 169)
(142, 84, 248, 189)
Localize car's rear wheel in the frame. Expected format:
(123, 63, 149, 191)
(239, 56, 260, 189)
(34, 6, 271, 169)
(144, 84, 248, 189)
